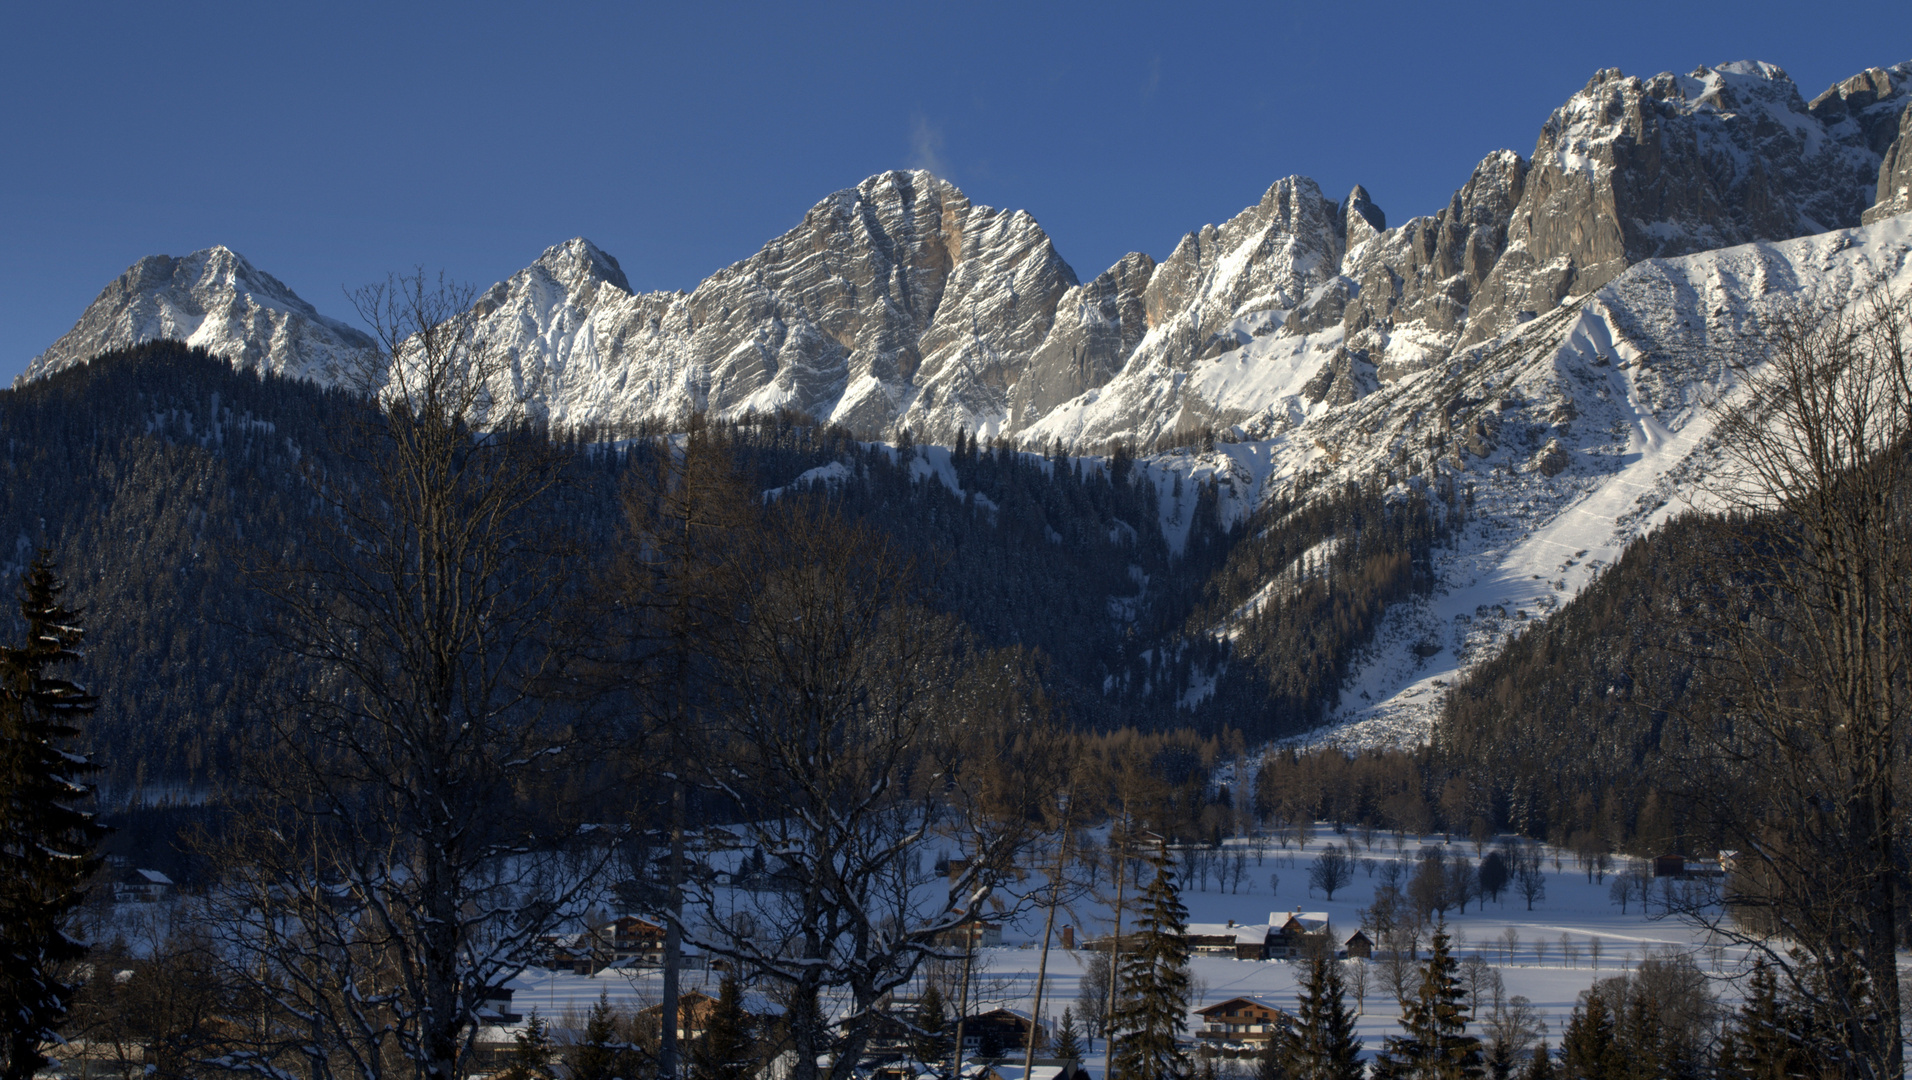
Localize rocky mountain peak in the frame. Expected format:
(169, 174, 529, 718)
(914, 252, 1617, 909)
(21, 245, 374, 387)
(1810, 62, 1912, 155)
(533, 238, 632, 294)
(1340, 185, 1386, 250)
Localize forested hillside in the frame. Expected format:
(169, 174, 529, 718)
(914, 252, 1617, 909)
(0, 343, 1470, 792)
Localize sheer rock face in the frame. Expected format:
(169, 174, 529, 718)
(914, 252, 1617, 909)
(21, 247, 375, 386)
(461, 171, 1078, 443)
(1861, 95, 1912, 224)
(1460, 62, 1909, 348)
(1008, 251, 1156, 430)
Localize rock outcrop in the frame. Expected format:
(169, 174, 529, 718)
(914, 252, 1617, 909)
(1862, 97, 1912, 223)
(1461, 62, 1908, 348)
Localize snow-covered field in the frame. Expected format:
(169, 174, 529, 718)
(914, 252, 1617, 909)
(498, 827, 1769, 1066)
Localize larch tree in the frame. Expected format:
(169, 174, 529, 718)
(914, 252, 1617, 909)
(0, 554, 104, 1080)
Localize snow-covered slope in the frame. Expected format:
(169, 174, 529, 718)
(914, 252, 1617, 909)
(21, 246, 375, 386)
(1267, 214, 1912, 746)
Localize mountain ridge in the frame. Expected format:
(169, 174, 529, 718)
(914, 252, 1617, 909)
(19, 56, 1912, 746)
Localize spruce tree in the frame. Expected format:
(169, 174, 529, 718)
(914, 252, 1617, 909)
(501, 1010, 558, 1080)
(914, 982, 949, 1065)
(692, 975, 755, 1080)
(0, 554, 104, 1080)
(1378, 920, 1483, 1078)
(1052, 1006, 1083, 1062)
(1520, 1043, 1555, 1080)
(1275, 958, 1362, 1080)
(1557, 990, 1617, 1080)
(570, 991, 642, 1080)
(1715, 962, 1806, 1080)
(1109, 850, 1191, 1080)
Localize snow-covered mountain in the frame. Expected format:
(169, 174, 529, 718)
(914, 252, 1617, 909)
(459, 172, 1076, 440)
(22, 57, 1912, 744)
(22, 246, 374, 386)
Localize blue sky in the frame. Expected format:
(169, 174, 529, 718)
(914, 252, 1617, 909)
(3, 1, 1908, 382)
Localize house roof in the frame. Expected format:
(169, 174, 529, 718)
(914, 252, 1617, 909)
(1272, 910, 1331, 932)
(976, 1067, 1075, 1080)
(1195, 996, 1281, 1016)
(1184, 922, 1270, 944)
(135, 869, 174, 885)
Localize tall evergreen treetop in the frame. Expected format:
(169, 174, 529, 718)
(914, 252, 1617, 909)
(1110, 849, 1191, 1080)
(1378, 920, 1483, 1079)
(1275, 958, 1363, 1080)
(0, 552, 105, 1080)
(1052, 1006, 1083, 1062)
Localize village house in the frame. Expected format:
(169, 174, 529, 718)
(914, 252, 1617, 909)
(1342, 929, 1374, 960)
(609, 915, 668, 964)
(1266, 911, 1332, 960)
(1182, 920, 1275, 960)
(476, 985, 522, 1025)
(960, 1008, 1044, 1058)
(931, 915, 1004, 950)
(113, 868, 176, 903)
(636, 990, 719, 1042)
(1193, 997, 1286, 1054)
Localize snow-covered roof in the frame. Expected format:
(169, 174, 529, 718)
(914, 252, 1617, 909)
(135, 869, 174, 885)
(973, 1067, 1072, 1080)
(1184, 922, 1269, 944)
(1272, 910, 1330, 932)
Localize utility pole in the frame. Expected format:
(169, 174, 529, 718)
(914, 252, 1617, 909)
(1101, 816, 1129, 1080)
(660, 786, 686, 1080)
(951, 928, 976, 1080)
(1021, 794, 1075, 1080)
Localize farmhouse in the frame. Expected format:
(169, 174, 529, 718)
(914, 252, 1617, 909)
(1183, 920, 1275, 960)
(1193, 996, 1286, 1052)
(1266, 911, 1332, 959)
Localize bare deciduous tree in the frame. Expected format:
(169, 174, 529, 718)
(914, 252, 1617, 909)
(1676, 285, 1911, 1078)
(678, 503, 1048, 1080)
(210, 272, 606, 1080)
(1306, 844, 1353, 901)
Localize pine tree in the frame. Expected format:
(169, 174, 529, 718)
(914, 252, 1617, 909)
(1558, 990, 1617, 1080)
(914, 982, 949, 1065)
(1109, 850, 1191, 1080)
(1520, 1043, 1555, 1080)
(501, 1010, 558, 1080)
(569, 991, 642, 1080)
(0, 553, 105, 1080)
(1378, 920, 1483, 1078)
(1274, 958, 1362, 1079)
(1052, 1006, 1083, 1062)
(692, 975, 755, 1080)
(1714, 962, 1804, 1080)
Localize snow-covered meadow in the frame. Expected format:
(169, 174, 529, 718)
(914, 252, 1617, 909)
(496, 826, 1765, 1067)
